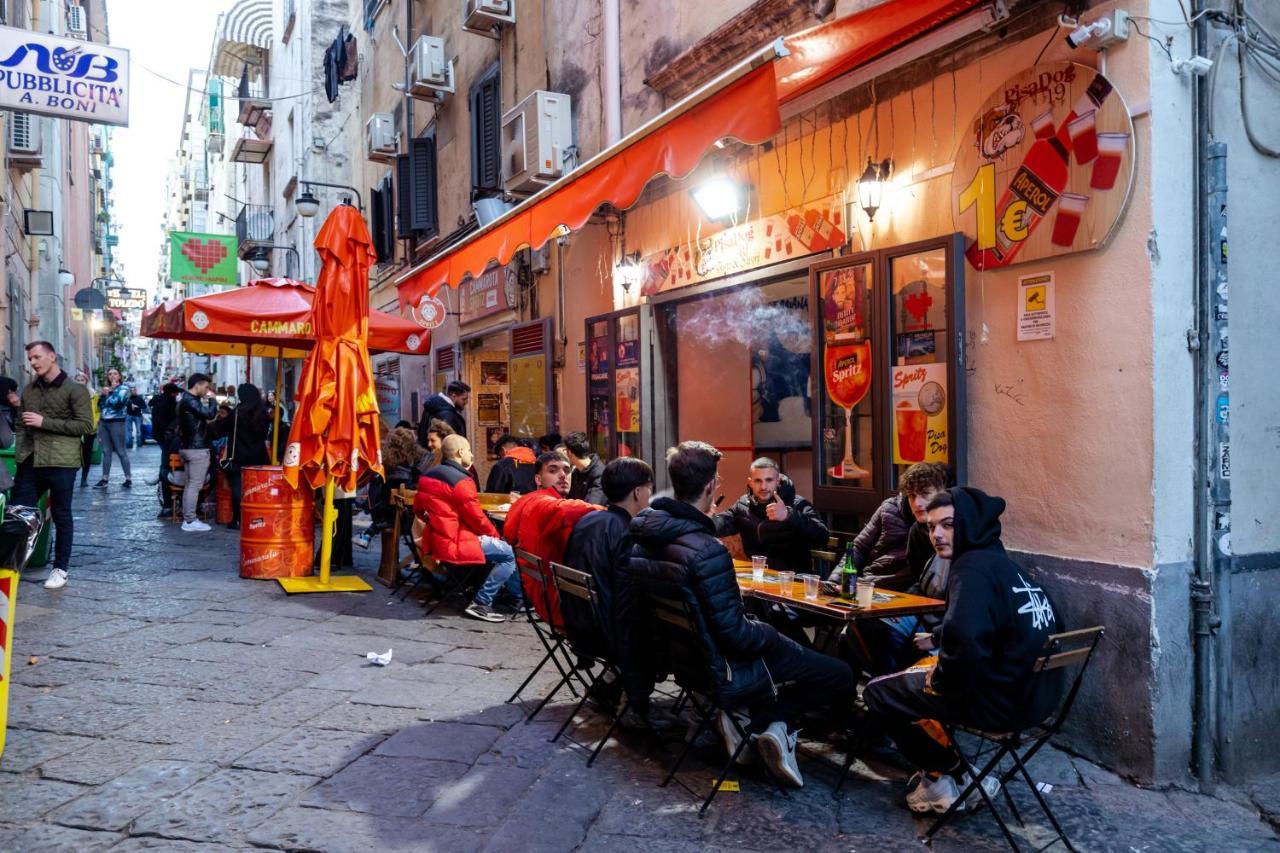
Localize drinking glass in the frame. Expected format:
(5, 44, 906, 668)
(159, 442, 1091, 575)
(824, 340, 872, 479)
(1051, 193, 1089, 247)
(855, 578, 875, 609)
(1068, 110, 1098, 163)
(777, 570, 795, 597)
(1030, 109, 1055, 140)
(752, 555, 767, 584)
(1090, 132, 1129, 190)
(802, 574, 820, 601)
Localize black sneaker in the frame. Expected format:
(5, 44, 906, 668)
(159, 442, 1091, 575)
(93, 480, 108, 489)
(464, 602, 506, 623)
(121, 480, 132, 489)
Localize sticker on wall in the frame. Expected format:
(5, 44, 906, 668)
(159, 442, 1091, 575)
(1017, 271, 1056, 341)
(952, 62, 1135, 271)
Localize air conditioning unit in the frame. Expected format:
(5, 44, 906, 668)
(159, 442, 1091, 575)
(67, 4, 87, 39)
(501, 90, 571, 195)
(366, 112, 397, 162)
(464, 0, 515, 38)
(7, 112, 42, 168)
(408, 35, 454, 103)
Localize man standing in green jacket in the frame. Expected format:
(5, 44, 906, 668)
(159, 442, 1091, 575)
(7, 341, 94, 589)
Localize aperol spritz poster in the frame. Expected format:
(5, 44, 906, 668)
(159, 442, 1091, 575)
(818, 262, 873, 483)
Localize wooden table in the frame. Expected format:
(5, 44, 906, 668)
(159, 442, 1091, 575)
(477, 492, 511, 524)
(733, 559, 944, 622)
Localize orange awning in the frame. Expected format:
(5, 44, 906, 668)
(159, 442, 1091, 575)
(141, 277, 430, 357)
(396, 0, 985, 308)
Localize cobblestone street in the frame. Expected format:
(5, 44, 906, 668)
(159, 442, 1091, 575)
(0, 446, 1275, 852)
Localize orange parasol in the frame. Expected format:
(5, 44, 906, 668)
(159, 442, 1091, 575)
(278, 207, 384, 594)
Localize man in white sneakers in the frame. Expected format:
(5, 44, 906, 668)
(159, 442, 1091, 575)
(175, 373, 217, 532)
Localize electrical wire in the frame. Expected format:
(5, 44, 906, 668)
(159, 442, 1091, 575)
(1129, 18, 1175, 62)
(136, 61, 321, 103)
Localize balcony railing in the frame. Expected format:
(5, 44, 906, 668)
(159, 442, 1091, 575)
(235, 204, 273, 260)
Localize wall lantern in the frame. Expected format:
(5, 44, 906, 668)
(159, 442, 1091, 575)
(857, 157, 893, 221)
(616, 251, 644, 294)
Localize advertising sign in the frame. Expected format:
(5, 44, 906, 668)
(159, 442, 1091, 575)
(105, 286, 146, 311)
(169, 231, 238, 286)
(373, 360, 400, 429)
(1017, 271, 1056, 340)
(891, 363, 948, 465)
(459, 264, 516, 325)
(0, 25, 130, 126)
(631, 193, 848, 298)
(952, 62, 1134, 271)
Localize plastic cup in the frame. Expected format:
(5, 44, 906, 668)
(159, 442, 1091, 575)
(802, 574, 820, 601)
(1031, 109, 1055, 140)
(777, 570, 795, 597)
(856, 578, 875, 609)
(1051, 193, 1089, 247)
(1091, 132, 1128, 190)
(1069, 110, 1098, 163)
(752, 555, 767, 583)
(895, 405, 928, 463)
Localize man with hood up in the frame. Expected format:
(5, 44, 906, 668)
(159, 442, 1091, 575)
(484, 434, 538, 496)
(712, 456, 828, 573)
(863, 486, 1064, 815)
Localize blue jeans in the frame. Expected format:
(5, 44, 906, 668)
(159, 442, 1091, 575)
(473, 535, 521, 606)
(127, 414, 144, 447)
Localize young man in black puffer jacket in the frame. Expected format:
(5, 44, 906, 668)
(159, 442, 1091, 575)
(620, 441, 854, 789)
(712, 457, 828, 574)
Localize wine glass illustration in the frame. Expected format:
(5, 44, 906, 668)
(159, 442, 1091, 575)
(825, 340, 872, 479)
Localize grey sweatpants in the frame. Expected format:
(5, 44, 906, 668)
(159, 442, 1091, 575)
(179, 448, 211, 523)
(98, 419, 131, 480)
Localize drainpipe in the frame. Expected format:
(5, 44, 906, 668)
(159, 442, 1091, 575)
(603, 0, 622, 145)
(1189, 0, 1226, 793)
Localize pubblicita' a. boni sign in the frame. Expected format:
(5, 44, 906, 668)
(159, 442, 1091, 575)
(0, 25, 129, 127)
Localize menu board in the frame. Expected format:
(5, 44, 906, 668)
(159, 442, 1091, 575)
(509, 354, 548, 437)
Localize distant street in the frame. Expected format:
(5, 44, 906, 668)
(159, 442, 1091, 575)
(0, 445, 1276, 852)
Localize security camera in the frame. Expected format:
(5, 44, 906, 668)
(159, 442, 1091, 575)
(1065, 11, 1130, 50)
(1172, 56, 1215, 76)
(1066, 18, 1111, 49)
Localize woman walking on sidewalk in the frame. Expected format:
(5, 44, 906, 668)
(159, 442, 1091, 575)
(94, 367, 132, 489)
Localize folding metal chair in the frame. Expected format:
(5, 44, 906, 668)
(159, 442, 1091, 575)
(506, 548, 584, 714)
(923, 626, 1105, 852)
(543, 562, 629, 749)
(644, 592, 775, 816)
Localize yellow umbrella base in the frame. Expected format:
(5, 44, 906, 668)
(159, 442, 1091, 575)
(277, 575, 373, 594)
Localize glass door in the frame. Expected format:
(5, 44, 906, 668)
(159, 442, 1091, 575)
(585, 308, 642, 460)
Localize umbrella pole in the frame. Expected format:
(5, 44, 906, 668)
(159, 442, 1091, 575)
(318, 475, 336, 585)
(276, 471, 370, 594)
(271, 348, 283, 465)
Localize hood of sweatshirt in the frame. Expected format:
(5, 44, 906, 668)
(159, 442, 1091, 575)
(504, 445, 537, 464)
(949, 486, 1006, 559)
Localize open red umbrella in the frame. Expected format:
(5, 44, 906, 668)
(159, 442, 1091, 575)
(279, 207, 384, 593)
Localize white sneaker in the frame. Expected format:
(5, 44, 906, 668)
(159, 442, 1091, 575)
(906, 772, 961, 814)
(181, 520, 212, 532)
(714, 710, 755, 765)
(755, 721, 803, 788)
(43, 568, 68, 589)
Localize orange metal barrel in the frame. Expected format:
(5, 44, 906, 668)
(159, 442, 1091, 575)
(239, 466, 315, 579)
(215, 470, 233, 525)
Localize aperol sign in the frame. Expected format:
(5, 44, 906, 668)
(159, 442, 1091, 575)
(952, 62, 1135, 271)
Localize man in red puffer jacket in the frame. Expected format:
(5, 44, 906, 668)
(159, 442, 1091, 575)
(414, 435, 520, 623)
(503, 451, 602, 629)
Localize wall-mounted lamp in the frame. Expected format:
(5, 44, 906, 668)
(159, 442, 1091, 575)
(691, 176, 748, 222)
(58, 268, 75, 288)
(616, 251, 644, 294)
(295, 188, 320, 218)
(857, 157, 893, 221)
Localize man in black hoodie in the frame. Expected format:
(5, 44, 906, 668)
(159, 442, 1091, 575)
(622, 441, 853, 789)
(863, 487, 1063, 814)
(564, 430, 606, 505)
(713, 457, 828, 574)
(417, 381, 469, 447)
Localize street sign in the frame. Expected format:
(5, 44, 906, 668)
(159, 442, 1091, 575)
(106, 286, 146, 311)
(73, 287, 106, 309)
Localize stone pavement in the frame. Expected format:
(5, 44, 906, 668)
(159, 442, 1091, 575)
(1, 445, 1277, 852)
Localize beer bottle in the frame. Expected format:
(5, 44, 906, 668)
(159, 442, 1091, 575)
(839, 544, 858, 600)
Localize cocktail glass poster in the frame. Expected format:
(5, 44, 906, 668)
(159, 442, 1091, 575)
(818, 261, 874, 484)
(890, 249, 949, 467)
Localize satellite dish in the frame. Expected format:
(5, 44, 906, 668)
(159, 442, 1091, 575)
(74, 288, 106, 310)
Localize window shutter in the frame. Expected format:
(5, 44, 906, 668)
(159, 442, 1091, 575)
(409, 135, 438, 237)
(471, 72, 501, 194)
(380, 174, 395, 260)
(370, 184, 385, 261)
(395, 153, 413, 239)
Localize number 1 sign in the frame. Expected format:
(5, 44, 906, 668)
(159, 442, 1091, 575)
(952, 62, 1136, 272)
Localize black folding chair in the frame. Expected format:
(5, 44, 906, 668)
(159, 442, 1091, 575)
(645, 592, 773, 816)
(543, 562, 629, 750)
(923, 626, 1105, 852)
(506, 548, 584, 715)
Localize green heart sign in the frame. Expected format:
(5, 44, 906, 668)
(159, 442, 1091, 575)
(169, 231, 239, 286)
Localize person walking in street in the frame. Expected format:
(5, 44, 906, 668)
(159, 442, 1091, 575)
(94, 367, 132, 488)
(126, 386, 146, 448)
(149, 383, 181, 518)
(210, 383, 270, 530)
(176, 373, 218, 532)
(8, 341, 94, 589)
(72, 371, 98, 487)
(417, 380, 469, 448)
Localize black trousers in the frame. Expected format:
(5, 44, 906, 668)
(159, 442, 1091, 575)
(79, 433, 95, 483)
(11, 461, 77, 571)
(749, 632, 855, 731)
(862, 668, 962, 773)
